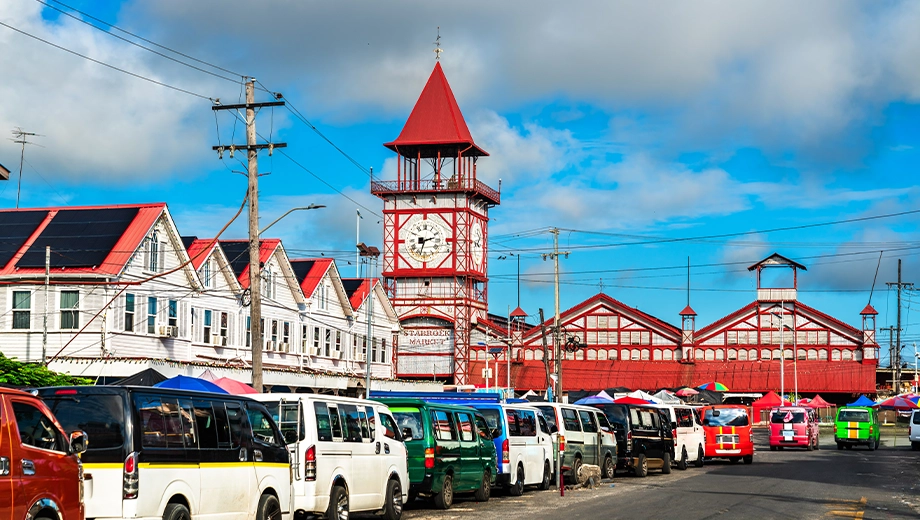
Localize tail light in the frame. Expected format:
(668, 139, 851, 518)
(834, 424, 837, 434)
(424, 447, 435, 469)
(502, 439, 510, 464)
(559, 435, 566, 452)
(123, 452, 139, 499)
(672, 428, 677, 439)
(869, 426, 873, 435)
(626, 430, 632, 452)
(304, 445, 316, 481)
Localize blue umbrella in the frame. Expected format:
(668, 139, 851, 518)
(846, 395, 876, 407)
(154, 375, 229, 394)
(574, 395, 615, 405)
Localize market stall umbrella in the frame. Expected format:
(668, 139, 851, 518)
(153, 375, 229, 394)
(574, 395, 615, 405)
(197, 369, 219, 381)
(212, 377, 258, 395)
(676, 387, 699, 397)
(877, 396, 919, 410)
(613, 396, 652, 405)
(112, 368, 166, 386)
(807, 395, 833, 409)
(653, 390, 682, 404)
(698, 382, 729, 392)
(846, 395, 877, 407)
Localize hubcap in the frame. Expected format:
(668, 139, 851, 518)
(392, 483, 402, 515)
(337, 492, 349, 520)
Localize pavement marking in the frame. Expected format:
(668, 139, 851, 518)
(827, 496, 867, 518)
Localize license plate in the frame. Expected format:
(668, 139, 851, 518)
(717, 435, 738, 444)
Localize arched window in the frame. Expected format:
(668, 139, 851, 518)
(623, 349, 631, 360)
(598, 349, 608, 360)
(727, 349, 737, 360)
(630, 349, 640, 361)
(841, 350, 852, 361)
(831, 350, 841, 361)
(608, 349, 617, 360)
(575, 350, 584, 361)
(715, 349, 724, 360)
(641, 349, 650, 360)
(772, 349, 781, 359)
(695, 349, 705, 360)
(653, 349, 662, 361)
(854, 350, 863, 361)
(784, 350, 793, 360)
(749, 349, 758, 360)
(705, 350, 715, 361)
(535, 349, 544, 361)
(738, 349, 748, 361)
(587, 349, 597, 360)
(807, 349, 817, 360)
(525, 350, 534, 361)
(818, 349, 828, 361)
(663, 349, 673, 361)
(797, 349, 806, 360)
(761, 349, 771, 360)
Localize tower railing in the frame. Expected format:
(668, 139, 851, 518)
(371, 178, 500, 205)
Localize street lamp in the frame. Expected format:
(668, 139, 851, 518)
(251, 203, 325, 392)
(358, 243, 381, 397)
(259, 204, 325, 235)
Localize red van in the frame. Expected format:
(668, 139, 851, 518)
(769, 406, 819, 450)
(0, 386, 87, 520)
(700, 405, 754, 464)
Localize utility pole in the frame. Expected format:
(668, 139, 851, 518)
(539, 308, 551, 395)
(212, 78, 286, 392)
(882, 326, 897, 392)
(10, 128, 41, 209)
(42, 245, 49, 365)
(358, 243, 381, 396)
(886, 259, 913, 394)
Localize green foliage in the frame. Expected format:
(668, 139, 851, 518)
(0, 353, 92, 387)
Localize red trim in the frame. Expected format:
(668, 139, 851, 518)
(289, 258, 334, 298)
(185, 239, 216, 271)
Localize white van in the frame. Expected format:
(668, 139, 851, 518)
(251, 393, 408, 520)
(910, 409, 920, 450)
(535, 403, 618, 481)
(653, 404, 706, 469)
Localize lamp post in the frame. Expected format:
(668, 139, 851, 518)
(772, 302, 786, 399)
(358, 243, 381, 397)
(259, 204, 326, 236)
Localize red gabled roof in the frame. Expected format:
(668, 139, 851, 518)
(679, 305, 697, 316)
(860, 304, 878, 316)
(0, 203, 166, 278)
(523, 293, 680, 341)
(185, 238, 217, 270)
(218, 239, 281, 288)
(341, 278, 379, 310)
(289, 258, 334, 298)
(510, 306, 528, 318)
(384, 62, 488, 157)
(694, 300, 862, 343)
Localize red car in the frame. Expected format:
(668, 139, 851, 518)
(0, 386, 87, 520)
(699, 404, 754, 464)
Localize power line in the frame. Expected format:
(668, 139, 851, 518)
(0, 20, 215, 101)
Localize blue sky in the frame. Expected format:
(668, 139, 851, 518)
(2, 1, 920, 367)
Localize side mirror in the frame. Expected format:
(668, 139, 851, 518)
(401, 428, 413, 441)
(550, 425, 559, 434)
(70, 430, 88, 454)
(490, 429, 500, 440)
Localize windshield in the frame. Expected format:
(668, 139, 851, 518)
(44, 393, 126, 462)
(536, 406, 557, 431)
(771, 411, 806, 424)
(704, 408, 749, 427)
(839, 409, 871, 422)
(391, 407, 423, 442)
(479, 408, 503, 437)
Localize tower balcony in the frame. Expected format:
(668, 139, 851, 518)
(757, 288, 797, 302)
(371, 178, 500, 205)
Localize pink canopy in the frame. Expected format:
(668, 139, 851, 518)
(806, 394, 833, 409)
(212, 377, 258, 395)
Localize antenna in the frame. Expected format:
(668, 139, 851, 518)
(434, 27, 443, 60)
(10, 127, 43, 209)
(687, 256, 691, 307)
(868, 250, 883, 305)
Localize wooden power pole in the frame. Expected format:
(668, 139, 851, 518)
(212, 78, 286, 392)
(886, 259, 913, 393)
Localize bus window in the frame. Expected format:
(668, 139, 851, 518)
(193, 401, 218, 449)
(314, 402, 333, 441)
(213, 403, 232, 448)
(340, 404, 363, 443)
(328, 405, 343, 440)
(247, 407, 282, 446)
(365, 406, 377, 439)
(179, 400, 197, 448)
(226, 403, 245, 448)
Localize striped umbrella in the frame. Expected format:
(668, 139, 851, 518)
(877, 396, 919, 410)
(697, 382, 729, 392)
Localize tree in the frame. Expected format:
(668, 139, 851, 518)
(0, 353, 92, 387)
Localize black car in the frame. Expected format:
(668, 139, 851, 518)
(591, 403, 675, 477)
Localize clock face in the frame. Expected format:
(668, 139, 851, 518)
(405, 218, 451, 263)
(471, 221, 485, 268)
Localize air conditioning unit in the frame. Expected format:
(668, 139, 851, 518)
(311, 346, 322, 356)
(265, 340, 276, 351)
(354, 353, 366, 362)
(336, 351, 344, 360)
(161, 326, 179, 338)
(279, 342, 290, 353)
(158, 325, 173, 337)
(211, 334, 225, 346)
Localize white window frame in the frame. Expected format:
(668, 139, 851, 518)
(59, 289, 80, 330)
(11, 289, 32, 330)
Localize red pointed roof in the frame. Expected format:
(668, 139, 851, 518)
(384, 62, 488, 158)
(860, 304, 878, 315)
(341, 278, 379, 310)
(218, 239, 281, 289)
(185, 238, 217, 270)
(510, 306, 528, 318)
(679, 305, 697, 316)
(289, 258, 334, 298)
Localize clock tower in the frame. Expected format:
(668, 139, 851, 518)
(371, 61, 500, 385)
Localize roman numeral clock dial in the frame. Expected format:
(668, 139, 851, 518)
(405, 218, 450, 264)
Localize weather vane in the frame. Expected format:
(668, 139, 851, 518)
(434, 26, 443, 60)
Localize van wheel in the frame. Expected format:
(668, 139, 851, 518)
(814, 438, 820, 451)
(571, 457, 582, 485)
(474, 470, 491, 502)
(868, 440, 876, 451)
(433, 475, 453, 510)
(729, 457, 740, 463)
(770, 445, 777, 451)
(742, 455, 753, 465)
(383, 479, 403, 520)
(676, 448, 688, 470)
(163, 503, 191, 520)
(602, 455, 615, 479)
(911, 442, 919, 451)
(327, 485, 349, 520)
(509, 464, 525, 496)
(256, 494, 282, 520)
(634, 454, 648, 478)
(539, 462, 552, 490)
(695, 446, 704, 468)
(661, 451, 672, 474)
(836, 442, 843, 450)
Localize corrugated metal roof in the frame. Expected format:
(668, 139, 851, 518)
(290, 258, 333, 298)
(218, 239, 281, 288)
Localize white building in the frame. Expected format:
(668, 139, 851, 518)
(0, 202, 438, 393)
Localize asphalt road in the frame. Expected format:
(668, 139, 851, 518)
(398, 429, 920, 520)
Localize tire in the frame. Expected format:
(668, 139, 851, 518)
(837, 443, 843, 450)
(742, 455, 753, 465)
(694, 446, 705, 468)
(875, 439, 881, 450)
(845, 444, 852, 450)
(539, 462, 552, 490)
(868, 440, 876, 451)
(509, 464, 525, 496)
(474, 470, 491, 502)
(661, 451, 671, 474)
(433, 475, 454, 510)
(571, 457, 582, 485)
(163, 504, 191, 520)
(602, 455, 615, 479)
(807, 439, 814, 451)
(729, 457, 740, 464)
(770, 445, 777, 451)
(407, 491, 418, 504)
(327, 485, 348, 520)
(383, 479, 403, 520)
(911, 442, 919, 451)
(676, 448, 688, 470)
(256, 494, 282, 520)
(634, 454, 648, 478)
(814, 438, 820, 451)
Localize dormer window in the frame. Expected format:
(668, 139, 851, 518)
(262, 266, 275, 299)
(146, 231, 164, 272)
(200, 258, 213, 288)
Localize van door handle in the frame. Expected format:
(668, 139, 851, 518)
(253, 449, 263, 462)
(384, 443, 390, 454)
(22, 459, 36, 476)
(0, 457, 9, 476)
(239, 448, 248, 462)
(376, 442, 381, 454)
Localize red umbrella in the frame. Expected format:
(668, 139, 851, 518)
(877, 396, 919, 410)
(212, 377, 258, 395)
(676, 387, 699, 397)
(613, 396, 652, 405)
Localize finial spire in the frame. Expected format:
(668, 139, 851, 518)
(434, 26, 443, 60)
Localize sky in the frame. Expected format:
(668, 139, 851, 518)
(1, 1, 919, 367)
